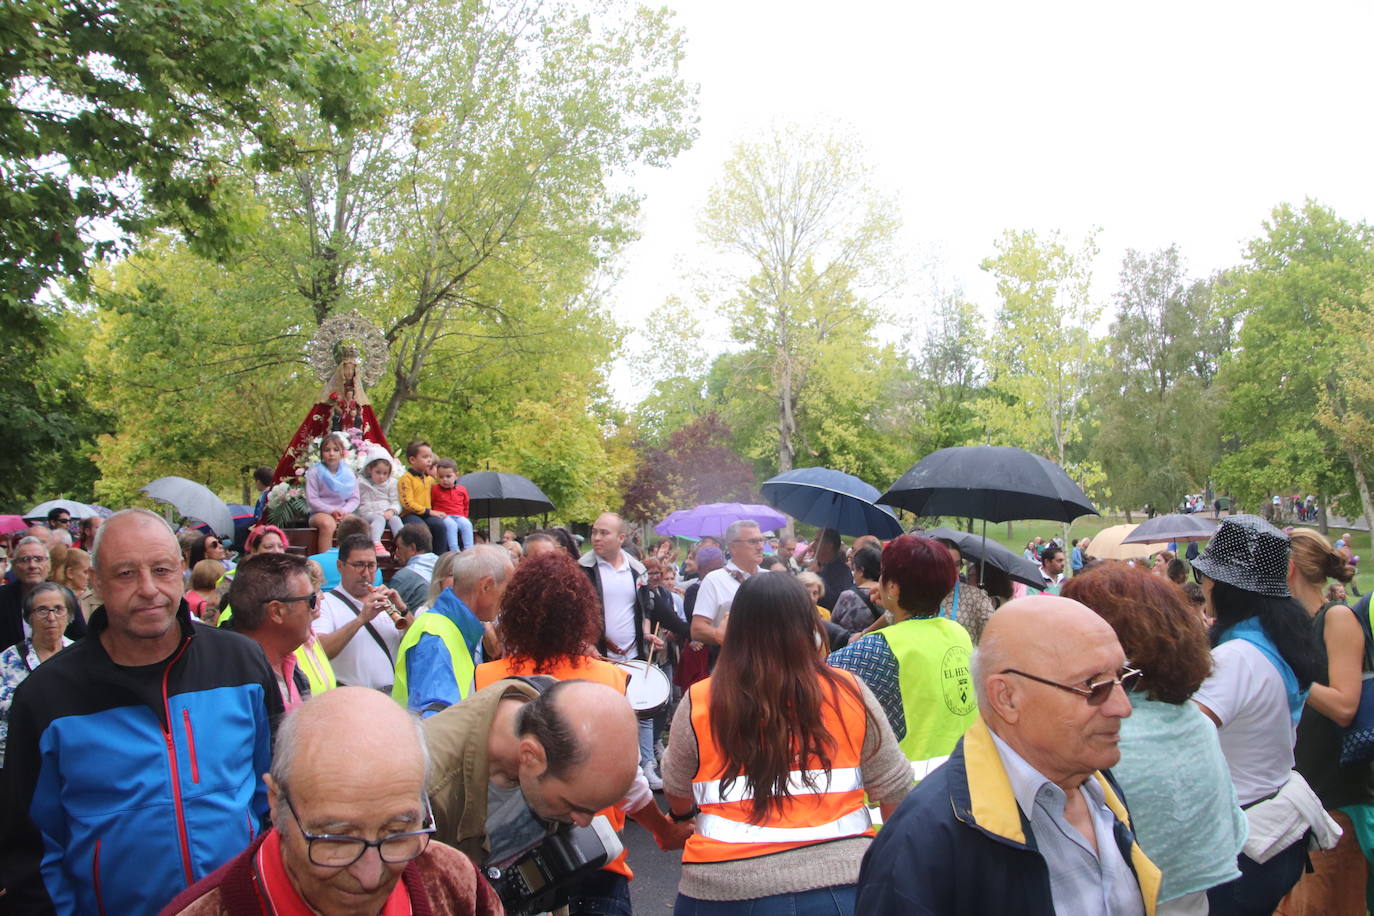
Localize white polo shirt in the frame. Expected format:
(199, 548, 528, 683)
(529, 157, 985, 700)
(596, 553, 638, 661)
(313, 588, 404, 690)
(693, 562, 750, 626)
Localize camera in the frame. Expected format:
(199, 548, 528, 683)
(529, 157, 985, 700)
(483, 815, 623, 916)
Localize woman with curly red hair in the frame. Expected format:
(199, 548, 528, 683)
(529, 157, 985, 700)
(473, 550, 690, 912)
(1063, 563, 1245, 915)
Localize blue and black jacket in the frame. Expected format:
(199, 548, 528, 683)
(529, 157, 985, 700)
(1, 603, 281, 915)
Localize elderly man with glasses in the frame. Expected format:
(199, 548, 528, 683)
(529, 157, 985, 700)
(313, 534, 411, 692)
(161, 686, 501, 916)
(0, 535, 86, 650)
(856, 595, 1161, 916)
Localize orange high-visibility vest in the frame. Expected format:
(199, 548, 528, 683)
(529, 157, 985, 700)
(474, 654, 634, 880)
(683, 669, 874, 864)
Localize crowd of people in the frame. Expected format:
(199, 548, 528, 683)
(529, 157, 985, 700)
(0, 485, 1370, 916)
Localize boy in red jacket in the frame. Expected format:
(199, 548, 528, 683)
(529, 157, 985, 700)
(430, 458, 474, 551)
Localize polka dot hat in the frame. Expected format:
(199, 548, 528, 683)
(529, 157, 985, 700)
(1192, 514, 1292, 598)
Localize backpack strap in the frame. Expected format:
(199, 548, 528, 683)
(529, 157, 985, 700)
(329, 588, 393, 667)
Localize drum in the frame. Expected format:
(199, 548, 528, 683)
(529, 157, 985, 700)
(612, 659, 671, 719)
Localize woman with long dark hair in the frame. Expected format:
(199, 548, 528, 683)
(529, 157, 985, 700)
(1190, 516, 1332, 915)
(661, 572, 910, 914)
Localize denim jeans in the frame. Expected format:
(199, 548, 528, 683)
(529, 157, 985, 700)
(674, 885, 856, 915)
(442, 515, 474, 551)
(567, 870, 633, 916)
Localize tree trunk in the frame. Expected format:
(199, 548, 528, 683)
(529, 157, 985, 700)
(1350, 449, 1374, 540)
(1124, 508, 1133, 524)
(777, 361, 795, 537)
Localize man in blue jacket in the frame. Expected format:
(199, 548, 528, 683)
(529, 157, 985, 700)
(1, 508, 282, 915)
(856, 596, 1162, 915)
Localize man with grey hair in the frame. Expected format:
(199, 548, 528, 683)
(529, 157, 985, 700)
(161, 687, 502, 915)
(394, 544, 513, 716)
(2, 508, 281, 915)
(856, 595, 1159, 914)
(2, 534, 87, 648)
(690, 519, 764, 647)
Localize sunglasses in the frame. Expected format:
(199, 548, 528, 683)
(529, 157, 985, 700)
(271, 593, 319, 610)
(1001, 665, 1142, 705)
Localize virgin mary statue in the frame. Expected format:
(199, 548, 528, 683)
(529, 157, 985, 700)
(271, 315, 392, 484)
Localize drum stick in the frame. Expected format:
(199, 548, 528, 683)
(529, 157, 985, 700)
(651, 623, 662, 663)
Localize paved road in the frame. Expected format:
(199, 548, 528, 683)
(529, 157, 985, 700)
(623, 809, 684, 913)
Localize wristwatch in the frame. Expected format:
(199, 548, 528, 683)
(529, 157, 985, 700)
(669, 805, 699, 823)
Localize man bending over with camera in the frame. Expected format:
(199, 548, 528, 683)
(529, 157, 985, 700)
(423, 678, 643, 913)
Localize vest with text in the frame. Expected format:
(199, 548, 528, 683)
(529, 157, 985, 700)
(877, 615, 977, 779)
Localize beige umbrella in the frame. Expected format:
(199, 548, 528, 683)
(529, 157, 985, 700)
(1085, 524, 1159, 561)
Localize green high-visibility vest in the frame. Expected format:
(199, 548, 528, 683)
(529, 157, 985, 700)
(877, 616, 977, 779)
(294, 639, 337, 695)
(391, 613, 475, 710)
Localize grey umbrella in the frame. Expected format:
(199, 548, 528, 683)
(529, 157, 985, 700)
(140, 477, 235, 538)
(1122, 513, 1218, 545)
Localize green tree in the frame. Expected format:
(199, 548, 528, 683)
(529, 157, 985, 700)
(979, 229, 1102, 470)
(1215, 201, 1374, 524)
(699, 124, 899, 476)
(1, 0, 380, 314)
(1093, 248, 1233, 516)
(891, 292, 987, 458)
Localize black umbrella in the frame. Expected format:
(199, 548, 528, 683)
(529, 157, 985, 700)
(458, 472, 555, 519)
(924, 527, 1046, 590)
(879, 446, 1098, 523)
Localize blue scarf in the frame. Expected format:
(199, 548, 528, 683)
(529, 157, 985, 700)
(1220, 617, 1309, 726)
(313, 458, 356, 499)
(432, 588, 485, 657)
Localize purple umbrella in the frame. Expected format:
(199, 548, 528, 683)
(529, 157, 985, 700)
(654, 502, 787, 539)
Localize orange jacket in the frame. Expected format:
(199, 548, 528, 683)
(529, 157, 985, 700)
(683, 669, 874, 864)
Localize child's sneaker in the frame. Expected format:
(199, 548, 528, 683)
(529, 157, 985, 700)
(374, 541, 390, 557)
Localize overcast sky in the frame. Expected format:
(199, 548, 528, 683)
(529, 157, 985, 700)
(603, 0, 1374, 402)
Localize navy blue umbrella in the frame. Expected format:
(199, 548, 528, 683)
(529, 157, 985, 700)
(762, 467, 903, 538)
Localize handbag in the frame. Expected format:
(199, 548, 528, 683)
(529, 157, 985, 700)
(1339, 595, 1374, 766)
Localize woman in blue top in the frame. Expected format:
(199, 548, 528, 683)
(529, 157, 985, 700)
(1189, 515, 1325, 916)
(1063, 563, 1246, 915)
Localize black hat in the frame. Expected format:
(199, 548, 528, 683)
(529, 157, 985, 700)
(1192, 514, 1291, 598)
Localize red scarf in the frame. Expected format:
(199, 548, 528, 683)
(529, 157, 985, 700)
(255, 829, 412, 915)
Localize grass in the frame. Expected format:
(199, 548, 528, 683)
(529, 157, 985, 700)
(931, 515, 1374, 597)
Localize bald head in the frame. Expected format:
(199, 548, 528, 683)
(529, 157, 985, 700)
(274, 688, 426, 795)
(973, 595, 1131, 787)
(91, 508, 178, 575)
(514, 680, 640, 825)
(26, 525, 52, 546)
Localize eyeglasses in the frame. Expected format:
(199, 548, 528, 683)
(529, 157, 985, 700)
(30, 606, 68, 620)
(732, 537, 766, 547)
(271, 593, 318, 610)
(53, 517, 71, 524)
(1001, 666, 1142, 705)
(1192, 566, 1204, 584)
(14, 556, 48, 565)
(344, 561, 379, 573)
(281, 791, 434, 868)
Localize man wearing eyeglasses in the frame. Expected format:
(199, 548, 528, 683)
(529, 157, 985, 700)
(226, 552, 319, 712)
(857, 595, 1160, 915)
(691, 519, 765, 649)
(314, 534, 411, 692)
(162, 686, 502, 916)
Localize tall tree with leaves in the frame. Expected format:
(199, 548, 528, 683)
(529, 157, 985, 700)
(699, 124, 899, 476)
(1217, 201, 1374, 525)
(980, 229, 1102, 469)
(1, 0, 381, 315)
(1093, 248, 1233, 515)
